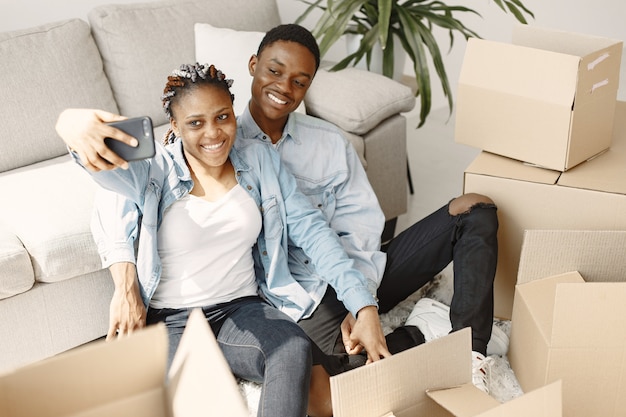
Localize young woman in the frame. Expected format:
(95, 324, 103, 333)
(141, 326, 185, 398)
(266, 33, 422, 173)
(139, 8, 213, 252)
(58, 63, 384, 416)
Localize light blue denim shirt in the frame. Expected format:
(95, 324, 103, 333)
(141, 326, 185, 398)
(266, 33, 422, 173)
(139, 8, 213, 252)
(83, 139, 377, 321)
(237, 108, 387, 297)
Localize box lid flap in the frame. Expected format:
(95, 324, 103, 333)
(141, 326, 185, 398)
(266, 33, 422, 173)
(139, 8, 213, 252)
(512, 25, 622, 61)
(552, 282, 626, 347)
(517, 272, 584, 344)
(465, 151, 561, 185)
(479, 380, 562, 417)
(0, 324, 168, 417)
(427, 383, 500, 416)
(167, 309, 248, 417)
(460, 37, 579, 107)
(330, 328, 471, 417)
(558, 101, 626, 194)
(517, 230, 626, 285)
(427, 381, 562, 417)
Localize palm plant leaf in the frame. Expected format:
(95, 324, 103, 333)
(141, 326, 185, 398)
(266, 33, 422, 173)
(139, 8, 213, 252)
(297, 0, 534, 128)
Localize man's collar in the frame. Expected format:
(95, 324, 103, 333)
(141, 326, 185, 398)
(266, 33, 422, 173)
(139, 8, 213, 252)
(239, 104, 301, 145)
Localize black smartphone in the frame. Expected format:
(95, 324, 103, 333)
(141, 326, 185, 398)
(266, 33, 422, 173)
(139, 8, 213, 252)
(104, 116, 156, 161)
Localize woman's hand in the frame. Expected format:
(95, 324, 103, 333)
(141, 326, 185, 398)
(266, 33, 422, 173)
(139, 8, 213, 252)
(55, 108, 138, 171)
(106, 262, 146, 340)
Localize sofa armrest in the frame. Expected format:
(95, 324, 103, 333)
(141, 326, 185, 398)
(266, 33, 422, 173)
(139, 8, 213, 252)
(304, 67, 416, 136)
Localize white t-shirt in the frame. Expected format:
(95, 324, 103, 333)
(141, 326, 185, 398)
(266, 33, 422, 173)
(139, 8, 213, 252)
(151, 184, 261, 309)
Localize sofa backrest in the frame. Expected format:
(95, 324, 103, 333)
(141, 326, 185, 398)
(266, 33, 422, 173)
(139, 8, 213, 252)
(88, 0, 281, 128)
(0, 19, 118, 173)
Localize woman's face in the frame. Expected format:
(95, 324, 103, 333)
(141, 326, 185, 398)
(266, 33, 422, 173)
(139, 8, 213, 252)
(170, 84, 236, 172)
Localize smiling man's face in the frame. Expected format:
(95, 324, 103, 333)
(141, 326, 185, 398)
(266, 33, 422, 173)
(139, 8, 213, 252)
(248, 40, 317, 131)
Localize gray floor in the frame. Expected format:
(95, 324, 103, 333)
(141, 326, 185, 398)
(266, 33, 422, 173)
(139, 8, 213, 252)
(397, 106, 480, 235)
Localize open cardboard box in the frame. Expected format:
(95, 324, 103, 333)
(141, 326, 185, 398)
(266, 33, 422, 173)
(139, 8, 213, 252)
(330, 327, 562, 417)
(0, 309, 249, 417)
(455, 25, 622, 171)
(463, 101, 626, 319)
(509, 230, 626, 417)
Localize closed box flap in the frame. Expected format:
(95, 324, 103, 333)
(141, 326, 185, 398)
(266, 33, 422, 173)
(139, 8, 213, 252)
(428, 381, 562, 417)
(517, 272, 584, 344)
(552, 282, 626, 348)
(464, 151, 561, 185)
(558, 101, 626, 194)
(331, 328, 471, 417)
(168, 309, 248, 417)
(512, 25, 623, 107)
(0, 309, 248, 417)
(426, 383, 500, 416)
(460, 37, 581, 107)
(0, 324, 168, 417)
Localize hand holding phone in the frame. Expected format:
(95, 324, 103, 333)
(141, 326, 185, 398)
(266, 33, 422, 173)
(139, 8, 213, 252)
(105, 116, 156, 161)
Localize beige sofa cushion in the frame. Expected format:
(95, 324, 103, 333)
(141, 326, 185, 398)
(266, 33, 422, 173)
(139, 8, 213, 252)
(0, 157, 102, 283)
(305, 67, 416, 135)
(89, 0, 281, 127)
(0, 19, 118, 173)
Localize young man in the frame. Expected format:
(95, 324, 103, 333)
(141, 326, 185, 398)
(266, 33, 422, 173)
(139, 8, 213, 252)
(238, 23, 499, 393)
(57, 24, 499, 416)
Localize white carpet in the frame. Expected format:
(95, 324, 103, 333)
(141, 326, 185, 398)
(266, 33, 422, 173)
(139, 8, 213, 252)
(239, 267, 524, 415)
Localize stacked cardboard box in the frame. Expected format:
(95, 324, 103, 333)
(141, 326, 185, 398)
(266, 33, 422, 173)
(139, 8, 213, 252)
(456, 25, 622, 172)
(509, 230, 626, 417)
(456, 25, 624, 319)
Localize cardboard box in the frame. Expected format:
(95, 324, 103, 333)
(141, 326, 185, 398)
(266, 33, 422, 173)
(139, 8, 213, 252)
(0, 309, 249, 417)
(330, 328, 562, 417)
(509, 230, 626, 417)
(463, 101, 626, 319)
(456, 25, 622, 171)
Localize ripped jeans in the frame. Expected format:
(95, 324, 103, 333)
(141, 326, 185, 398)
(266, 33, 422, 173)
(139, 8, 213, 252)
(299, 198, 498, 364)
(378, 199, 499, 355)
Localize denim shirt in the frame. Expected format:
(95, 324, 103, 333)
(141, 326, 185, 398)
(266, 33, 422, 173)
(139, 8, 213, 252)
(82, 139, 377, 321)
(237, 108, 387, 297)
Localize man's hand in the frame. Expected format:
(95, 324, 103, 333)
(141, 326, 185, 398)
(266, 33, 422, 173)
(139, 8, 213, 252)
(55, 108, 137, 172)
(342, 306, 391, 363)
(106, 262, 146, 340)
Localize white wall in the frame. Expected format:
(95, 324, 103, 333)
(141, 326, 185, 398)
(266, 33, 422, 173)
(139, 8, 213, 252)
(3, 0, 625, 109)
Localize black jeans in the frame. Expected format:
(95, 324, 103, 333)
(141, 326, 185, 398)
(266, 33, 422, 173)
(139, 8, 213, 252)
(299, 200, 498, 369)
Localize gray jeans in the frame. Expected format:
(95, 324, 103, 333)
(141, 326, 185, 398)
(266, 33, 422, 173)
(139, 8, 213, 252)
(147, 296, 312, 417)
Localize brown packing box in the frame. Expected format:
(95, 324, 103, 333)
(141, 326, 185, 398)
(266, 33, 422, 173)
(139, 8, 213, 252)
(330, 328, 562, 417)
(509, 230, 626, 417)
(463, 101, 626, 319)
(455, 25, 622, 171)
(0, 309, 249, 417)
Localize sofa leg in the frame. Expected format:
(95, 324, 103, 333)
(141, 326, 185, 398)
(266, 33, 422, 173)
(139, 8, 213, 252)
(382, 218, 397, 244)
(407, 157, 414, 195)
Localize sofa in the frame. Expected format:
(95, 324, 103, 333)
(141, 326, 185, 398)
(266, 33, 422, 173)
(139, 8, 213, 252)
(0, 0, 415, 373)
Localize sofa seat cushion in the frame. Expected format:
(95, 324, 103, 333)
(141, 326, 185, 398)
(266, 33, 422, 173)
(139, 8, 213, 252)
(0, 19, 118, 173)
(0, 156, 102, 283)
(305, 67, 416, 135)
(89, 0, 281, 128)
(0, 222, 34, 300)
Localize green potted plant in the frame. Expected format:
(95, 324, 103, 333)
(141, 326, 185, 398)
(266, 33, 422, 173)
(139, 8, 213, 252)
(296, 0, 534, 127)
